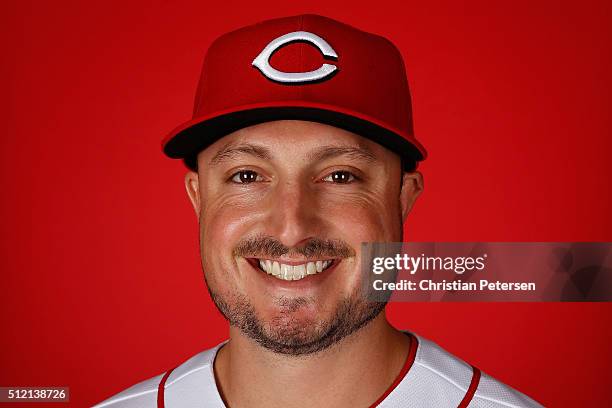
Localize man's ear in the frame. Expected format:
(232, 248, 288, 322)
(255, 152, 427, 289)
(399, 171, 424, 221)
(184, 171, 201, 215)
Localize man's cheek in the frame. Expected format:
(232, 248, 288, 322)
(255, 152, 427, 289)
(203, 203, 259, 240)
(323, 199, 395, 241)
(201, 240, 242, 294)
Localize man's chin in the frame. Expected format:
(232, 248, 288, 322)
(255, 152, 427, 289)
(254, 319, 331, 355)
(232, 304, 340, 355)
(213, 294, 385, 356)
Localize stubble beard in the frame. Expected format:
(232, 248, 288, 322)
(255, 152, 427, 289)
(205, 279, 386, 356)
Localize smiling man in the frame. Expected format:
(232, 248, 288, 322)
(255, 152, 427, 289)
(95, 14, 542, 408)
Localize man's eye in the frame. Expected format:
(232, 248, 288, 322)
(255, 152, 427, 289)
(230, 170, 263, 184)
(322, 171, 356, 184)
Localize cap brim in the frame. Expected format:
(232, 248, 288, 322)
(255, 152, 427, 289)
(162, 101, 427, 163)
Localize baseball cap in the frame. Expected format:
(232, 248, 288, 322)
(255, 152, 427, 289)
(162, 14, 427, 170)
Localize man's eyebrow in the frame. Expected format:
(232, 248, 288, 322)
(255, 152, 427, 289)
(307, 145, 378, 163)
(209, 142, 272, 166)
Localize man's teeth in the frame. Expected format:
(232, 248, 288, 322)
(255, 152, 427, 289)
(258, 260, 333, 280)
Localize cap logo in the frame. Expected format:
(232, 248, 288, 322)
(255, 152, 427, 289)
(252, 31, 338, 84)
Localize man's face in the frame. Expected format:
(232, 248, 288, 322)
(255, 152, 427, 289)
(185, 120, 422, 355)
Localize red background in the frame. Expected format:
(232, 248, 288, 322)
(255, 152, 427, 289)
(2, 1, 611, 407)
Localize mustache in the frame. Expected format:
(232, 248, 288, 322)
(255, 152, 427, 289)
(233, 235, 356, 259)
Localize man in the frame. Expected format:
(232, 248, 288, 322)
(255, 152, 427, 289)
(95, 14, 542, 407)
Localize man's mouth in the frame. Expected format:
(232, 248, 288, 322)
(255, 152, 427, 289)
(252, 259, 336, 281)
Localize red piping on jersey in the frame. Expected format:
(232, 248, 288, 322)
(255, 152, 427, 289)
(457, 365, 481, 408)
(157, 367, 176, 408)
(367, 332, 418, 408)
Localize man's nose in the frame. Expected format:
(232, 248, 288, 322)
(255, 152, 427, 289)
(263, 180, 322, 248)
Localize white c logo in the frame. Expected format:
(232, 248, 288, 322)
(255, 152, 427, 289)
(252, 31, 338, 84)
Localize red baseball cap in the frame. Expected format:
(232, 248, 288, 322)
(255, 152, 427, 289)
(162, 14, 427, 168)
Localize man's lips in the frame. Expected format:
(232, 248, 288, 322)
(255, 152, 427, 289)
(246, 258, 338, 281)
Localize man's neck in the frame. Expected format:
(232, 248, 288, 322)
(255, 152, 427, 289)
(213, 314, 410, 408)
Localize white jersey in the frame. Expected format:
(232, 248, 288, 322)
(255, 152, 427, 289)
(94, 332, 542, 408)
